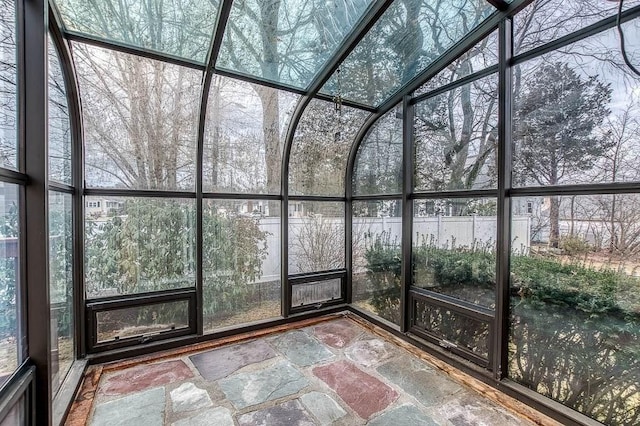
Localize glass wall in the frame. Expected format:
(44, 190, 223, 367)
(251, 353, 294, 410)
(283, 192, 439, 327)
(0, 183, 19, 383)
(84, 197, 196, 298)
(352, 200, 402, 325)
(74, 43, 201, 191)
(202, 200, 280, 331)
(0, 0, 17, 170)
(288, 201, 345, 275)
(203, 76, 298, 195)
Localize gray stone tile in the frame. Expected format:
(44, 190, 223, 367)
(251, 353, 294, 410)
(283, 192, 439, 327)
(300, 391, 347, 425)
(170, 382, 213, 413)
(345, 338, 393, 367)
(437, 392, 529, 426)
(376, 356, 462, 407)
(91, 387, 165, 426)
(171, 407, 234, 426)
(218, 360, 308, 409)
(368, 404, 441, 426)
(237, 399, 315, 426)
(271, 330, 335, 366)
(190, 340, 276, 380)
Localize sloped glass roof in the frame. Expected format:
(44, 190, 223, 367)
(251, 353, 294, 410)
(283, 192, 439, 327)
(216, 0, 374, 89)
(320, 0, 496, 106)
(55, 0, 219, 63)
(52, 0, 506, 106)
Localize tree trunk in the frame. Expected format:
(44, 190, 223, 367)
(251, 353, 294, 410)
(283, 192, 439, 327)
(549, 196, 560, 248)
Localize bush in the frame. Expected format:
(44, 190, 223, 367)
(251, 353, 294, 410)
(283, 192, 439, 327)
(558, 234, 592, 256)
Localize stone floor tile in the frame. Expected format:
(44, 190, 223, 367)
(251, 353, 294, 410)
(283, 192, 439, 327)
(377, 356, 462, 407)
(91, 387, 165, 426)
(312, 319, 360, 348)
(237, 399, 315, 426)
(100, 360, 193, 396)
(169, 382, 213, 413)
(218, 360, 308, 409)
(368, 404, 441, 426)
(189, 340, 276, 381)
(300, 391, 347, 425)
(271, 330, 334, 366)
(345, 338, 392, 367)
(313, 360, 398, 419)
(172, 407, 234, 426)
(436, 392, 529, 426)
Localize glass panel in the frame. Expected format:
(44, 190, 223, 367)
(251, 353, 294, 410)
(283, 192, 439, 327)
(513, 22, 640, 187)
(0, 183, 19, 384)
(289, 100, 368, 196)
(509, 194, 640, 425)
(55, 0, 218, 63)
(48, 191, 74, 392)
(85, 197, 196, 298)
(413, 298, 490, 360)
(217, 0, 372, 89)
(412, 198, 498, 308)
(514, 0, 640, 55)
(202, 199, 280, 332)
(416, 30, 498, 96)
(321, 0, 495, 106)
(74, 44, 201, 191)
(0, 0, 17, 170)
(0, 395, 24, 426)
(96, 300, 189, 343)
(414, 74, 498, 192)
(353, 200, 402, 326)
(353, 105, 402, 196)
(289, 201, 344, 274)
(204, 76, 299, 194)
(291, 278, 342, 307)
(48, 37, 72, 185)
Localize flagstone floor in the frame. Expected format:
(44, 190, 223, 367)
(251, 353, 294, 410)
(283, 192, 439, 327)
(84, 316, 535, 426)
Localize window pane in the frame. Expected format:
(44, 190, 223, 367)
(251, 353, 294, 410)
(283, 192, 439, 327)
(353, 105, 402, 196)
(413, 297, 490, 361)
(291, 278, 341, 308)
(74, 44, 201, 191)
(353, 200, 402, 326)
(85, 197, 196, 298)
(414, 74, 498, 192)
(0, 0, 17, 170)
(0, 182, 19, 383)
(513, 22, 640, 187)
(321, 0, 494, 106)
(412, 198, 498, 308)
(289, 100, 368, 196)
(96, 300, 189, 343)
(55, 0, 218, 63)
(289, 201, 344, 274)
(48, 191, 74, 392)
(217, 0, 372, 89)
(202, 200, 280, 332)
(514, 0, 640, 55)
(509, 194, 640, 425)
(415, 29, 498, 97)
(48, 37, 72, 185)
(204, 76, 299, 194)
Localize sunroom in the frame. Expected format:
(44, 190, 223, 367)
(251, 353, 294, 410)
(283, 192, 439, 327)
(0, 0, 639, 424)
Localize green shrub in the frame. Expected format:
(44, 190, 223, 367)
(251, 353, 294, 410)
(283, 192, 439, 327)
(558, 234, 592, 255)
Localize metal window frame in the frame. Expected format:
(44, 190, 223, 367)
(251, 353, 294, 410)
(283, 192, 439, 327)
(0, 364, 36, 425)
(86, 289, 197, 353)
(288, 270, 347, 314)
(409, 289, 494, 368)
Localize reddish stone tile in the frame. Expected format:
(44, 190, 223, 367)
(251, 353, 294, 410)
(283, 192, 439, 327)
(313, 319, 360, 349)
(99, 360, 193, 396)
(313, 360, 398, 419)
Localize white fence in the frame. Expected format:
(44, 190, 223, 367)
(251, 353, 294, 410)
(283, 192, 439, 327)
(255, 215, 531, 282)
